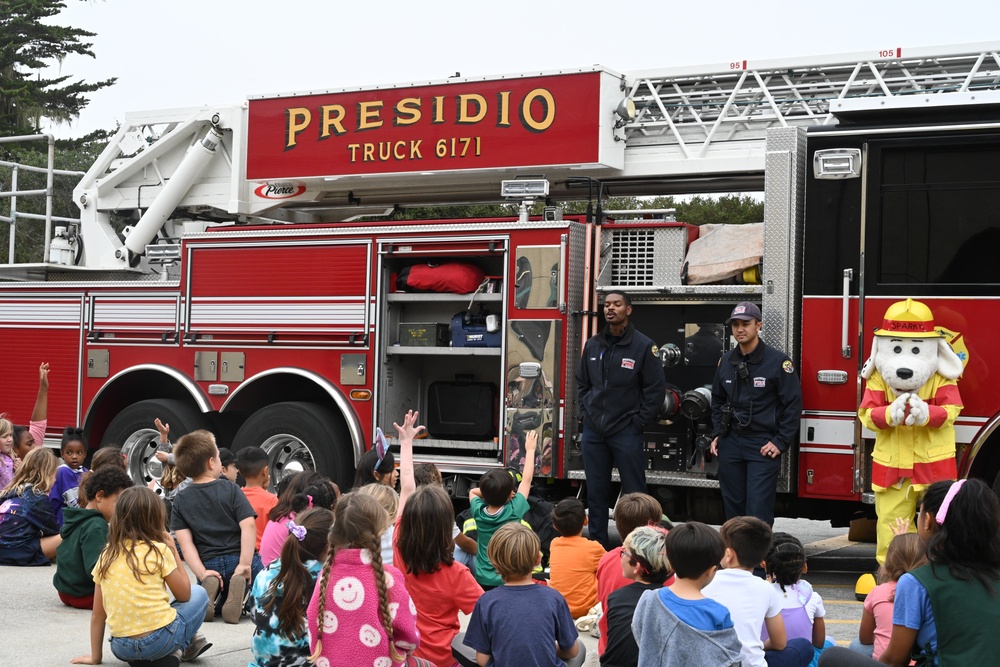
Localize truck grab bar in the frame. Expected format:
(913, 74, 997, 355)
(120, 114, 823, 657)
(841, 268, 853, 359)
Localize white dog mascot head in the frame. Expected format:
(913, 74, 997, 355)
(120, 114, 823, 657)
(861, 299, 964, 392)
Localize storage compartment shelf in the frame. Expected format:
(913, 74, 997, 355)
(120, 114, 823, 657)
(389, 437, 496, 451)
(386, 346, 501, 356)
(387, 292, 502, 302)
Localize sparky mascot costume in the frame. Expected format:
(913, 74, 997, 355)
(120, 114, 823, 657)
(858, 299, 965, 565)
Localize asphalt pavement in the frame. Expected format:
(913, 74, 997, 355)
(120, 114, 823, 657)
(2, 517, 872, 666)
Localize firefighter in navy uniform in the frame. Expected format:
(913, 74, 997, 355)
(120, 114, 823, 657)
(576, 290, 666, 548)
(709, 301, 801, 525)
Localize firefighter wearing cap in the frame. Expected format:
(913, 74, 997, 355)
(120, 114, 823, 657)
(859, 299, 965, 564)
(711, 301, 802, 524)
(709, 301, 802, 524)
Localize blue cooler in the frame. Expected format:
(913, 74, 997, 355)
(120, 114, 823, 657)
(451, 311, 501, 347)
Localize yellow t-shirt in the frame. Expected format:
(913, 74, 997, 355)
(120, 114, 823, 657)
(92, 541, 178, 637)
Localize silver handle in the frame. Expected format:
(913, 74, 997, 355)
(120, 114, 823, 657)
(841, 268, 853, 359)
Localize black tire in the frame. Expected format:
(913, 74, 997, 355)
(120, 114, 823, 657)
(232, 402, 353, 491)
(104, 399, 209, 486)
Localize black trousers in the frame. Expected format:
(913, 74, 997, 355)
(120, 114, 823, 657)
(581, 422, 647, 548)
(717, 433, 781, 524)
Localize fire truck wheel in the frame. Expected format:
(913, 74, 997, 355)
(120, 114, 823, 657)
(105, 399, 210, 486)
(233, 402, 351, 491)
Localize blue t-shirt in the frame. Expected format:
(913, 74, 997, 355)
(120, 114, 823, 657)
(893, 572, 937, 662)
(464, 583, 578, 667)
(470, 492, 530, 587)
(658, 587, 734, 631)
(0, 485, 60, 566)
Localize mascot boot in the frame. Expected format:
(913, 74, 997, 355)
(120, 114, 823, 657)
(857, 299, 965, 585)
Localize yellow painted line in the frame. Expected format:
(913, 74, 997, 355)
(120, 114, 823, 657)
(836, 640, 852, 646)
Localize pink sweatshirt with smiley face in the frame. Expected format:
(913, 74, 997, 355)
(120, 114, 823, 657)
(307, 547, 420, 667)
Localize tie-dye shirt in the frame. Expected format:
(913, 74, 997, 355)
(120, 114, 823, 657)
(251, 557, 323, 667)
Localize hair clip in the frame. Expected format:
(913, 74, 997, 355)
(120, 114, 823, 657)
(287, 520, 307, 542)
(306, 494, 314, 508)
(374, 427, 390, 471)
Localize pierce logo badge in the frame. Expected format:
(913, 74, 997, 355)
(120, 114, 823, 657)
(254, 182, 307, 199)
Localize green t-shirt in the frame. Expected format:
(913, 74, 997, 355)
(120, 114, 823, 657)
(471, 492, 530, 587)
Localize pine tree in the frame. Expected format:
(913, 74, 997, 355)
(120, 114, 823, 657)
(0, 0, 116, 137)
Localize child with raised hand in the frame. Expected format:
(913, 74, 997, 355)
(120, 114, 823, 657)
(49, 426, 89, 526)
(6, 362, 50, 476)
(820, 478, 1000, 667)
(0, 446, 61, 565)
(703, 516, 814, 667)
(251, 506, 334, 667)
(469, 429, 537, 589)
(393, 410, 484, 667)
(764, 532, 833, 666)
(851, 532, 926, 660)
(548, 496, 606, 618)
(54, 466, 134, 609)
(631, 522, 742, 667)
(462, 521, 581, 666)
(71, 486, 211, 665)
(307, 491, 420, 667)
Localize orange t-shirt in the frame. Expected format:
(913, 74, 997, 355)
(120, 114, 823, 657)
(548, 535, 606, 618)
(241, 486, 278, 551)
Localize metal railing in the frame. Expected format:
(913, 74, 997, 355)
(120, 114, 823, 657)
(0, 135, 84, 264)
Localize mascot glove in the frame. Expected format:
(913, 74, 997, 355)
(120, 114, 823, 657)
(889, 392, 911, 427)
(905, 394, 930, 427)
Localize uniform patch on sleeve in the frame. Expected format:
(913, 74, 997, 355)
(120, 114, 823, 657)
(782, 360, 794, 374)
(651, 345, 659, 357)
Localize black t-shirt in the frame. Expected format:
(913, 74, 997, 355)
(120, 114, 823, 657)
(601, 581, 661, 667)
(170, 478, 256, 561)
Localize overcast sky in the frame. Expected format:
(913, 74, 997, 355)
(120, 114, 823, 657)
(42, 0, 1000, 139)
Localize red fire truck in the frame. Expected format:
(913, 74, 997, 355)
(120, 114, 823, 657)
(2, 43, 999, 522)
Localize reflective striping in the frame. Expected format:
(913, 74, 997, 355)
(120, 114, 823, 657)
(800, 447, 854, 455)
(189, 301, 367, 327)
(93, 299, 178, 326)
(0, 299, 81, 324)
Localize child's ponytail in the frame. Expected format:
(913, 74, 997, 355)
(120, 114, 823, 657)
(765, 532, 807, 592)
(309, 546, 336, 663)
(368, 530, 406, 663)
(267, 507, 333, 638)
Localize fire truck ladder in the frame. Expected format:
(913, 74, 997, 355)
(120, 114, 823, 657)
(619, 42, 1000, 180)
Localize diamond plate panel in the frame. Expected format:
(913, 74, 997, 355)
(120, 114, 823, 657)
(563, 223, 587, 473)
(762, 127, 807, 494)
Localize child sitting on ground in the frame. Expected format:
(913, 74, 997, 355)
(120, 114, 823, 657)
(70, 486, 211, 665)
(251, 506, 334, 667)
(463, 522, 581, 666)
(3, 362, 50, 489)
(53, 466, 134, 609)
(852, 531, 926, 660)
(307, 492, 420, 666)
(631, 522, 742, 667)
(171, 429, 261, 624)
(356, 479, 399, 566)
(596, 492, 666, 655)
(703, 516, 814, 667)
(49, 427, 89, 526)
(258, 472, 329, 566)
(549, 497, 606, 618)
(237, 446, 278, 551)
(0, 447, 61, 565)
(469, 430, 537, 589)
(764, 532, 834, 667)
(219, 447, 238, 483)
(602, 525, 676, 667)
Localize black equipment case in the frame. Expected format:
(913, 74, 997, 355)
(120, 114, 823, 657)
(427, 380, 497, 440)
